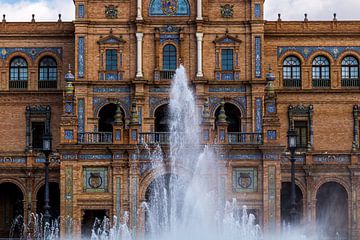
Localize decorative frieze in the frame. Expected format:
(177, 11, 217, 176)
(0, 157, 26, 164)
(278, 46, 360, 60)
(65, 166, 73, 235)
(79, 154, 112, 160)
(93, 87, 130, 93)
(78, 99, 85, 133)
(313, 155, 350, 164)
(0, 47, 62, 61)
(255, 37, 262, 78)
(78, 37, 85, 78)
(255, 98, 263, 133)
(208, 86, 246, 93)
(268, 166, 276, 229)
(228, 153, 262, 160)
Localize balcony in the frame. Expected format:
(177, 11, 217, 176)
(312, 78, 330, 88)
(154, 70, 176, 81)
(139, 132, 170, 144)
(341, 78, 359, 88)
(9, 80, 27, 89)
(39, 80, 57, 89)
(228, 132, 263, 145)
(283, 78, 301, 88)
(78, 132, 113, 144)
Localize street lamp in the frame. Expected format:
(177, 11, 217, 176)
(42, 133, 52, 225)
(287, 127, 298, 225)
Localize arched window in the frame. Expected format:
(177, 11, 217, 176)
(163, 45, 177, 71)
(283, 56, 301, 87)
(39, 57, 57, 89)
(312, 56, 330, 87)
(341, 56, 359, 87)
(9, 57, 28, 89)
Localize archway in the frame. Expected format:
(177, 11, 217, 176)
(215, 103, 241, 132)
(98, 103, 118, 132)
(316, 182, 348, 239)
(280, 182, 303, 225)
(154, 104, 170, 132)
(0, 182, 24, 238)
(36, 182, 60, 221)
(144, 174, 185, 234)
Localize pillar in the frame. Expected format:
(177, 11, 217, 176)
(196, 32, 204, 78)
(136, 0, 143, 20)
(196, 0, 203, 20)
(136, 32, 143, 78)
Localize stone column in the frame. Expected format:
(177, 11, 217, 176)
(136, 0, 143, 20)
(196, 0, 203, 20)
(196, 32, 204, 77)
(136, 32, 143, 78)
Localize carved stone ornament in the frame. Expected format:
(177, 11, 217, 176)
(105, 5, 118, 19)
(221, 4, 234, 18)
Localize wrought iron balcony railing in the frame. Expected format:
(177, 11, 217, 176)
(283, 78, 301, 88)
(312, 78, 330, 88)
(9, 80, 27, 89)
(139, 132, 170, 144)
(78, 132, 113, 144)
(341, 78, 359, 88)
(228, 132, 263, 145)
(39, 80, 57, 89)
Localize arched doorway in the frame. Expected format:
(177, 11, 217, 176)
(144, 174, 185, 234)
(280, 182, 303, 225)
(316, 182, 348, 239)
(36, 182, 60, 221)
(215, 103, 241, 132)
(154, 104, 170, 132)
(98, 103, 118, 132)
(0, 182, 24, 238)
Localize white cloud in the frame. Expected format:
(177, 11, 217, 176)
(265, 0, 360, 21)
(0, 0, 359, 22)
(0, 0, 75, 22)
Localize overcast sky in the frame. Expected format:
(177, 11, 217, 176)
(0, 0, 359, 22)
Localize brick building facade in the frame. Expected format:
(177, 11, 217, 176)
(0, 0, 359, 239)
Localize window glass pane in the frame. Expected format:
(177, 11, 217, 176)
(221, 49, 233, 71)
(106, 49, 118, 71)
(312, 67, 320, 79)
(342, 66, 349, 79)
(163, 45, 177, 70)
(350, 67, 359, 79)
(322, 67, 329, 79)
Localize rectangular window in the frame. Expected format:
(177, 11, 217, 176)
(106, 49, 118, 71)
(221, 49, 234, 71)
(294, 121, 308, 148)
(32, 122, 45, 150)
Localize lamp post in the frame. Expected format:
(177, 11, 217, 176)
(42, 133, 52, 225)
(287, 127, 297, 224)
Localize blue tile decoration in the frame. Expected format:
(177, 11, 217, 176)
(255, 98, 263, 133)
(254, 4, 261, 18)
(78, 4, 85, 18)
(93, 96, 131, 118)
(105, 73, 118, 80)
(0, 157, 26, 164)
(268, 166, 276, 229)
(116, 177, 121, 220)
(267, 130, 277, 140)
(115, 130, 121, 141)
(160, 34, 179, 44)
(62, 154, 77, 160)
(209, 86, 246, 92)
(264, 153, 279, 161)
(65, 102, 73, 113)
(220, 130, 225, 141)
(255, 37, 262, 78)
(228, 153, 262, 160)
(83, 167, 108, 193)
(233, 168, 258, 192)
(132, 130, 137, 141)
(221, 72, 234, 80)
(281, 155, 305, 164)
(149, 87, 170, 93)
(277, 46, 360, 60)
(216, 72, 221, 80)
(149, 0, 190, 16)
(313, 154, 350, 164)
(209, 96, 246, 118)
(203, 130, 209, 142)
(267, 102, 276, 114)
(78, 98, 85, 133)
(0, 47, 62, 61)
(78, 37, 85, 78)
(149, 96, 169, 117)
(132, 177, 137, 238)
(93, 87, 130, 93)
(138, 106, 142, 125)
(79, 154, 112, 160)
(65, 167, 73, 236)
(64, 130, 74, 140)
